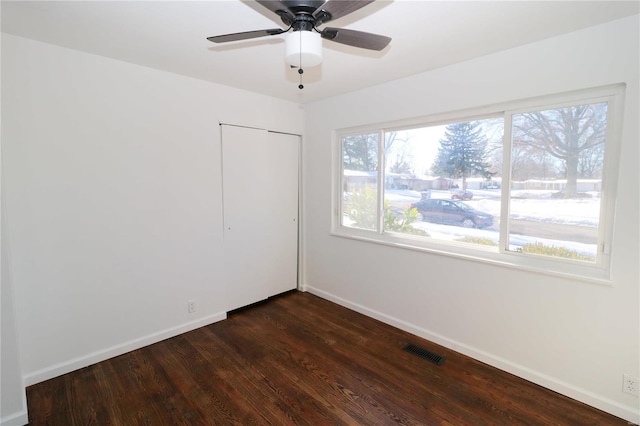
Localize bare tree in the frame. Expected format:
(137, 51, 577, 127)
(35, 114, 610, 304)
(385, 131, 414, 174)
(512, 102, 607, 196)
(578, 143, 605, 178)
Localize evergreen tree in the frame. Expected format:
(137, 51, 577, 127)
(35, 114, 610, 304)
(342, 133, 378, 171)
(431, 121, 492, 189)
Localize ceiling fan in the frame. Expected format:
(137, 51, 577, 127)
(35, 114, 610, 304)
(207, 0, 391, 87)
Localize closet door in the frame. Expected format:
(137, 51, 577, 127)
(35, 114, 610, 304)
(221, 125, 299, 311)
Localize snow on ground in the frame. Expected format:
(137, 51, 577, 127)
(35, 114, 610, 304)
(482, 191, 599, 227)
(384, 189, 600, 227)
(409, 220, 597, 258)
(365, 189, 601, 257)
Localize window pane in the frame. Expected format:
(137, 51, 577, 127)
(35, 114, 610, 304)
(341, 133, 379, 231)
(383, 118, 503, 247)
(508, 102, 607, 262)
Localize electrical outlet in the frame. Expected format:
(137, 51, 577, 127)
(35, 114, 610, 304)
(187, 300, 196, 314)
(623, 374, 639, 397)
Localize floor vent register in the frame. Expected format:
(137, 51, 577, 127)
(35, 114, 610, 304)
(402, 343, 446, 365)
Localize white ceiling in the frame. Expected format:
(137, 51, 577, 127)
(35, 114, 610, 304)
(2, 1, 638, 104)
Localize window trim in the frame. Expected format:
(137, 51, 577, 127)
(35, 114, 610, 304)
(331, 84, 626, 285)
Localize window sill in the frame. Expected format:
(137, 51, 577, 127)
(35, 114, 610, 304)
(330, 228, 613, 287)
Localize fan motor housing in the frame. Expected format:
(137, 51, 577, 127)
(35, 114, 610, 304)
(282, 0, 326, 15)
(278, 0, 330, 30)
(286, 14, 316, 31)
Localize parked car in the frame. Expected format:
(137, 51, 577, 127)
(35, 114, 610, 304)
(451, 189, 473, 200)
(409, 199, 493, 228)
(483, 182, 500, 189)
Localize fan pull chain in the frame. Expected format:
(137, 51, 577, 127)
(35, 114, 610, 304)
(298, 30, 304, 89)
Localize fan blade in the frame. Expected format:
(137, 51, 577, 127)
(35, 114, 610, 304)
(314, 0, 374, 25)
(207, 28, 287, 43)
(255, 0, 286, 14)
(256, 0, 296, 24)
(320, 27, 390, 51)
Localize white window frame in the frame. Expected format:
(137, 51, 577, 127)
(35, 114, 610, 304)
(331, 84, 625, 284)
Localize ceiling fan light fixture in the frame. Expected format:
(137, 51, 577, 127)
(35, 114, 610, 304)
(285, 30, 322, 68)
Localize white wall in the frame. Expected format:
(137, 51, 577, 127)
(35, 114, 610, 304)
(1, 32, 303, 402)
(1, 24, 29, 426)
(302, 16, 639, 423)
(1, 230, 28, 426)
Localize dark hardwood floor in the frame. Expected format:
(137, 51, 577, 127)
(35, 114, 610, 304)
(27, 291, 627, 425)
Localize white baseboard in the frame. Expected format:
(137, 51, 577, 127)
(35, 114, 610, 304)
(0, 410, 28, 426)
(305, 285, 640, 425)
(23, 311, 227, 387)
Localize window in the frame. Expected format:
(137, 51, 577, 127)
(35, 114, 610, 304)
(382, 118, 503, 247)
(333, 86, 624, 281)
(341, 132, 379, 231)
(506, 102, 608, 263)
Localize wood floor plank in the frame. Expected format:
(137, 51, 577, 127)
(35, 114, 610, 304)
(26, 291, 628, 425)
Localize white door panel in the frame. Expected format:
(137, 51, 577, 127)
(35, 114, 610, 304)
(221, 125, 299, 311)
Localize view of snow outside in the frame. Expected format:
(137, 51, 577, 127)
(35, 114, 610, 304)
(343, 105, 606, 261)
(382, 188, 599, 258)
